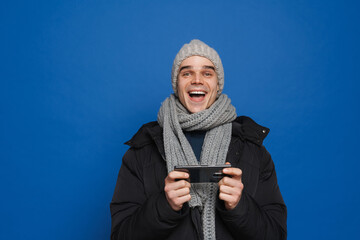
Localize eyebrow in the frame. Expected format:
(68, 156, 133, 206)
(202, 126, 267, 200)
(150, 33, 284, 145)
(179, 65, 215, 72)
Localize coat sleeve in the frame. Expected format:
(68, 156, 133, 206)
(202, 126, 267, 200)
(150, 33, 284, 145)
(217, 146, 287, 240)
(110, 148, 189, 240)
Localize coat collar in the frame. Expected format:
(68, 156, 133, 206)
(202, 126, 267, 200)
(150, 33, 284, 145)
(125, 116, 269, 149)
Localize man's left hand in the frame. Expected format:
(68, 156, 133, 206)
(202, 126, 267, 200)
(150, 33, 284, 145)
(218, 162, 244, 210)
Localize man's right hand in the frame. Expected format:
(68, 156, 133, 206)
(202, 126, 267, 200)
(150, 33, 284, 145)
(164, 171, 191, 211)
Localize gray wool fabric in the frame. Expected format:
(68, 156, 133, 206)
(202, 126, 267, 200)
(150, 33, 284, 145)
(157, 94, 237, 240)
(171, 39, 224, 97)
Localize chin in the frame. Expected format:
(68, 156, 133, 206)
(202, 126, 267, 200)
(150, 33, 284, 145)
(180, 96, 211, 113)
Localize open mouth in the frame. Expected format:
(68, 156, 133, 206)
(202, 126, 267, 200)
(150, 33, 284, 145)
(188, 91, 206, 98)
(188, 90, 207, 102)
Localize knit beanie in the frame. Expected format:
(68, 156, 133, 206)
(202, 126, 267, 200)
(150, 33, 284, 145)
(171, 39, 224, 97)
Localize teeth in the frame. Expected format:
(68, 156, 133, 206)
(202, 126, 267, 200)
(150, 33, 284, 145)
(189, 91, 205, 95)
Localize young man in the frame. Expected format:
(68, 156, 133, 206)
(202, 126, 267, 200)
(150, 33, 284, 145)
(110, 40, 287, 240)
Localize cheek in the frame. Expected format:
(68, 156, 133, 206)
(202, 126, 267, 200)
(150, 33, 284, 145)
(208, 83, 219, 104)
(210, 82, 219, 94)
(177, 81, 183, 95)
(177, 83, 187, 105)
(177, 79, 187, 91)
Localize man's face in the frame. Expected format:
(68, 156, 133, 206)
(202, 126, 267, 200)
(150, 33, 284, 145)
(177, 56, 219, 113)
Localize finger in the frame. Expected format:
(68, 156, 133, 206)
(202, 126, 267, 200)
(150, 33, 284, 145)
(219, 192, 239, 210)
(167, 186, 191, 199)
(219, 176, 243, 189)
(166, 171, 190, 182)
(218, 192, 237, 203)
(165, 179, 191, 192)
(172, 194, 192, 206)
(219, 184, 242, 196)
(165, 181, 189, 193)
(222, 167, 242, 179)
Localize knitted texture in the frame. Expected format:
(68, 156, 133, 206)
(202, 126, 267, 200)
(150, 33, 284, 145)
(157, 94, 237, 240)
(171, 39, 224, 97)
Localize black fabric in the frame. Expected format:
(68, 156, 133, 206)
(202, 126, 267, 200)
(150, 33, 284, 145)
(184, 130, 206, 162)
(110, 116, 287, 240)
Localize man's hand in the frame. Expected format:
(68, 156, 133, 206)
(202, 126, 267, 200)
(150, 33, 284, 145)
(164, 171, 191, 211)
(218, 162, 244, 210)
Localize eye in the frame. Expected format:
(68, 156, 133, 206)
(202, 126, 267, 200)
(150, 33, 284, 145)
(204, 72, 213, 77)
(182, 72, 191, 77)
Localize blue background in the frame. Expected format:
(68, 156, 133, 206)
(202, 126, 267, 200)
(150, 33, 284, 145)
(1, 0, 359, 239)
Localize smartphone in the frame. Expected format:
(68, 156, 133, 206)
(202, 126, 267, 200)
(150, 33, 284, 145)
(174, 164, 231, 183)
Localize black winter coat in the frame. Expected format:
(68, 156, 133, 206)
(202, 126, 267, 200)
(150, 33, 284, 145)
(110, 116, 287, 240)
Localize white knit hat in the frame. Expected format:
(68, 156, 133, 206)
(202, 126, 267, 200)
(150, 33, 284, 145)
(171, 39, 224, 97)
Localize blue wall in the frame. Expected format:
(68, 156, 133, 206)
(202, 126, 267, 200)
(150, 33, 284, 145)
(1, 0, 359, 239)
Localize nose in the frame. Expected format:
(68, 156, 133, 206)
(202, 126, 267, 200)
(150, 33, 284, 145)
(191, 73, 203, 84)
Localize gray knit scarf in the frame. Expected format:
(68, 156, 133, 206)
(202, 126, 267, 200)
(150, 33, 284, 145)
(157, 94, 237, 240)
